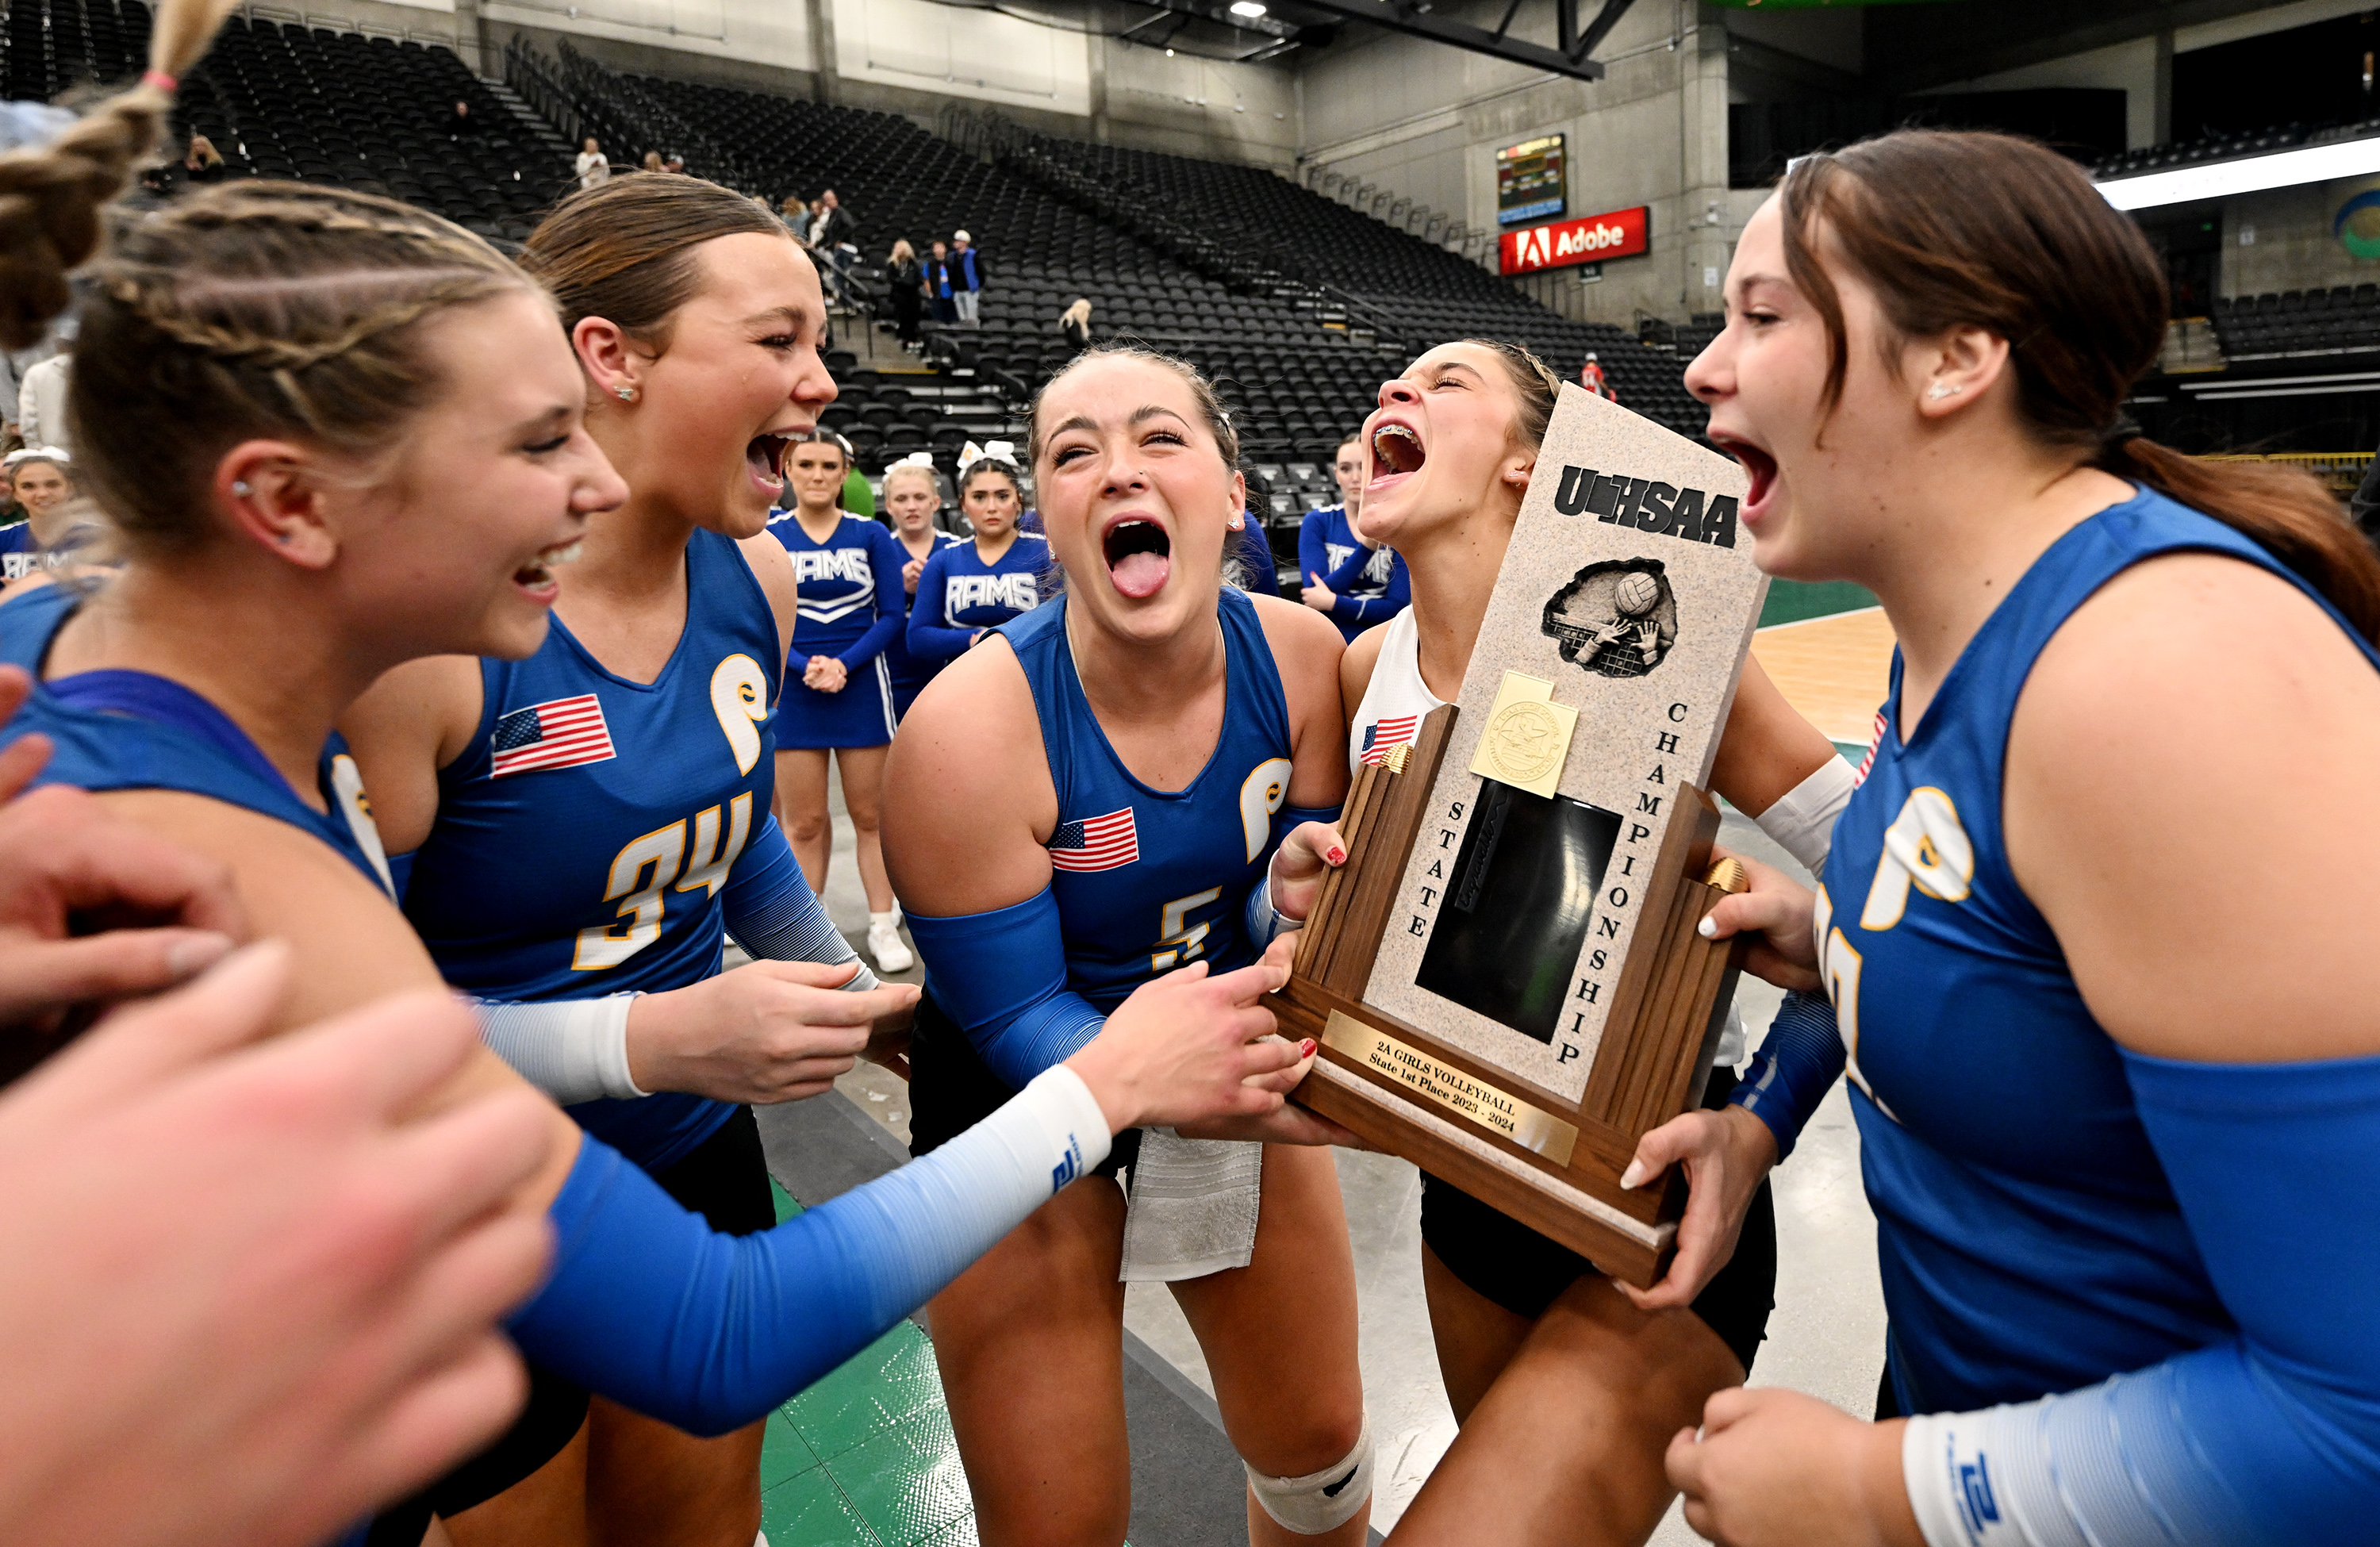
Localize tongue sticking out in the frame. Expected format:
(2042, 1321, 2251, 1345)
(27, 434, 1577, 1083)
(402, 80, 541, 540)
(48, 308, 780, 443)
(1103, 518, 1173, 600)
(1111, 551, 1170, 598)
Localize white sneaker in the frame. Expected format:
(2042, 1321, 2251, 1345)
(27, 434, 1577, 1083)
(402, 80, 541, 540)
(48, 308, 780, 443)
(868, 911, 914, 973)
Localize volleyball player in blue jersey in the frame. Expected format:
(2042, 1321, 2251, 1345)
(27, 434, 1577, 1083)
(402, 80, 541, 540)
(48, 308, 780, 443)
(880, 457, 962, 718)
(908, 452, 1045, 661)
(885, 344, 1371, 1547)
(2, 173, 1315, 1547)
(336, 176, 937, 1541)
(769, 428, 916, 970)
(1662, 129, 2380, 1547)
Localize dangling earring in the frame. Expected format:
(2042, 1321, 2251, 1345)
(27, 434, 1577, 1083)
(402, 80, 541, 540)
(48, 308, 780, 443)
(616, 385, 639, 402)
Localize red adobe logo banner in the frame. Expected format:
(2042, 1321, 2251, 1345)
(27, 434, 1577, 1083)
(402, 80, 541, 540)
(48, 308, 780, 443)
(1500, 205, 1650, 275)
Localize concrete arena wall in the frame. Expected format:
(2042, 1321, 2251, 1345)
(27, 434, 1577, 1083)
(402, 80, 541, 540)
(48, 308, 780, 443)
(1297, 0, 1732, 328)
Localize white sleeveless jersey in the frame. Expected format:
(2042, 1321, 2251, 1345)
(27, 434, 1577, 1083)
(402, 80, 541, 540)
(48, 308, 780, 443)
(1346, 607, 1446, 774)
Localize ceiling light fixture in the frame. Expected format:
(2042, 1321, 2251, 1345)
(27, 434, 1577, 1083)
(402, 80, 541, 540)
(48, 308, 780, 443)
(1230, 1, 1268, 16)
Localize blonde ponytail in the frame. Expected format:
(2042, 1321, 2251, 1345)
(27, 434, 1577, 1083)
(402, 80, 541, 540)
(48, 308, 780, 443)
(0, 0, 242, 348)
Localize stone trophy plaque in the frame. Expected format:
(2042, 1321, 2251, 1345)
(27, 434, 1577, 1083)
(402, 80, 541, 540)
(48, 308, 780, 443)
(1271, 385, 1769, 1287)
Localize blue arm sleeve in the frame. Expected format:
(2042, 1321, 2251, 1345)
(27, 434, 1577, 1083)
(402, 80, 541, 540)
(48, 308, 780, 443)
(1726, 990, 1844, 1161)
(904, 549, 977, 662)
(509, 1072, 1111, 1437)
(1901, 1050, 2380, 1547)
(904, 886, 1105, 1088)
(1246, 804, 1343, 944)
(721, 814, 876, 986)
(834, 528, 908, 673)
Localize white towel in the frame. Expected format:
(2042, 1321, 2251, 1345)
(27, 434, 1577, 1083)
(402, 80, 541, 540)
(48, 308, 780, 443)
(1117, 1130, 1264, 1282)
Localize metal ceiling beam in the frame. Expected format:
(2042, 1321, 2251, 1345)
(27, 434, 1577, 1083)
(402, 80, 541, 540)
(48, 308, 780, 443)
(1280, 0, 1610, 80)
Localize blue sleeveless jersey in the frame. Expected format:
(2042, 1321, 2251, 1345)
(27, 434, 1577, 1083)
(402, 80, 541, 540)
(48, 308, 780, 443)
(1004, 585, 1294, 1008)
(403, 528, 781, 1171)
(909, 533, 1047, 661)
(1819, 488, 2380, 1415)
(0, 585, 393, 890)
(882, 531, 963, 699)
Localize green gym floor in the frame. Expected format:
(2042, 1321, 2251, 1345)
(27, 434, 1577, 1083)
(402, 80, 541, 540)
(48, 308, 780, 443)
(768, 578, 1898, 1546)
(758, 1184, 981, 1547)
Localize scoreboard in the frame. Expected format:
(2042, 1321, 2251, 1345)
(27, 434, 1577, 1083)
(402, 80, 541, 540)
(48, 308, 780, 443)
(1496, 134, 1567, 227)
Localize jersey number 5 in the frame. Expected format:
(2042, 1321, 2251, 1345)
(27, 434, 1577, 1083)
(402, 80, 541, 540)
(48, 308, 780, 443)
(573, 793, 754, 969)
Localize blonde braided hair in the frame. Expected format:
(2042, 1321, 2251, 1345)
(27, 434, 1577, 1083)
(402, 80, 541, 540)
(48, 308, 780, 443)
(73, 180, 536, 553)
(0, 0, 243, 349)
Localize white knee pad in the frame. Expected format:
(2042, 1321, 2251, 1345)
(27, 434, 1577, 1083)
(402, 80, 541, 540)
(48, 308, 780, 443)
(1245, 1415, 1372, 1536)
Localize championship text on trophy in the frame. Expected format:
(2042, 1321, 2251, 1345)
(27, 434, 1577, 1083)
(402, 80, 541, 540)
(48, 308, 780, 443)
(1273, 385, 1769, 1288)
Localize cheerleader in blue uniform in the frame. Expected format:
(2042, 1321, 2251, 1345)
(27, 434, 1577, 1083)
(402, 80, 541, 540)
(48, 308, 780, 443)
(907, 451, 1045, 661)
(880, 455, 962, 718)
(885, 344, 1372, 1547)
(1663, 129, 2380, 1547)
(0, 449, 75, 585)
(1296, 432, 1409, 643)
(6, 175, 1314, 1547)
(768, 428, 916, 971)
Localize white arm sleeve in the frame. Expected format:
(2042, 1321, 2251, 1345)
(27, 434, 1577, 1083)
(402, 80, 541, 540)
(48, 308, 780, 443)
(1751, 755, 1857, 877)
(474, 993, 647, 1104)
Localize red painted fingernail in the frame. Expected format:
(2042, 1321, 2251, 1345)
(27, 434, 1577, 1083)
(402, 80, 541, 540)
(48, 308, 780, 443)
(1300, 1038, 1317, 1058)
(1327, 846, 1346, 866)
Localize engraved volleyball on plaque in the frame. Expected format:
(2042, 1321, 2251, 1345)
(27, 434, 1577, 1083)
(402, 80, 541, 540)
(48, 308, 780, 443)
(1271, 384, 1768, 1286)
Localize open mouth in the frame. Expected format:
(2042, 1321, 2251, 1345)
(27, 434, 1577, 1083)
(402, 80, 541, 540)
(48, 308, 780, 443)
(747, 432, 794, 488)
(1102, 516, 1172, 600)
(513, 539, 584, 593)
(1710, 434, 1778, 512)
(1370, 422, 1425, 482)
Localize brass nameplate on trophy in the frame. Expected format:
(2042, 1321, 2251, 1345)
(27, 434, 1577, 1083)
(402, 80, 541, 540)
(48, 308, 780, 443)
(1274, 385, 1769, 1287)
(1322, 1011, 1579, 1164)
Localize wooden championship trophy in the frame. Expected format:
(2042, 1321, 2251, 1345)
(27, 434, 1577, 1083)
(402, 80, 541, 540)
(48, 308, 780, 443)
(1271, 385, 1768, 1288)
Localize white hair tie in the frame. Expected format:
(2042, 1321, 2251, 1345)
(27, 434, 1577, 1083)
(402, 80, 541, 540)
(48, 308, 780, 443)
(894, 451, 936, 468)
(959, 440, 1016, 467)
(2, 445, 70, 469)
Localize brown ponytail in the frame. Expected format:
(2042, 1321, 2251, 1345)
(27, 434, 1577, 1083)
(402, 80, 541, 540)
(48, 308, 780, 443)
(0, 0, 242, 349)
(1778, 129, 2380, 642)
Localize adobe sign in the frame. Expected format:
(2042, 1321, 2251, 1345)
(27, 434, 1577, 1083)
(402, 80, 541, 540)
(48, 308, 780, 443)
(1500, 205, 1650, 275)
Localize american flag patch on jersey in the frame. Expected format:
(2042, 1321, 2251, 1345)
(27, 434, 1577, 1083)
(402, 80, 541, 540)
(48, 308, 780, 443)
(1852, 707, 1887, 789)
(1047, 808, 1139, 873)
(490, 694, 616, 778)
(1361, 714, 1420, 766)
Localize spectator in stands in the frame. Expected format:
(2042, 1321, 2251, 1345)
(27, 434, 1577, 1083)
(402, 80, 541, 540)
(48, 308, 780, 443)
(1299, 430, 1409, 640)
(124, 163, 175, 211)
(949, 228, 985, 327)
(888, 239, 924, 347)
(924, 239, 957, 324)
(1579, 349, 1615, 401)
(447, 99, 478, 138)
(1058, 295, 1093, 349)
(17, 330, 69, 456)
(812, 190, 858, 275)
(663, 152, 685, 175)
(574, 136, 609, 190)
(639, 149, 664, 172)
(780, 192, 809, 240)
(180, 132, 224, 185)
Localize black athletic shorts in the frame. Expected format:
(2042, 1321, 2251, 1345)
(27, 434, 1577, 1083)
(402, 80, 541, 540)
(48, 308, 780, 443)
(908, 987, 1142, 1177)
(369, 1105, 780, 1537)
(1418, 1066, 1778, 1374)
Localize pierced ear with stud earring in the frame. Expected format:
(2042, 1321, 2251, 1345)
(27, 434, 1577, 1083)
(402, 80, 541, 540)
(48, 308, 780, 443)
(1927, 383, 1960, 401)
(615, 385, 638, 402)
(231, 480, 252, 497)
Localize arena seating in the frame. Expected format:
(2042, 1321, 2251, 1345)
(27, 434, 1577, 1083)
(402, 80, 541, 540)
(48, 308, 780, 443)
(2211, 287, 2380, 361)
(1, 1, 575, 240)
(2090, 118, 2380, 181)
